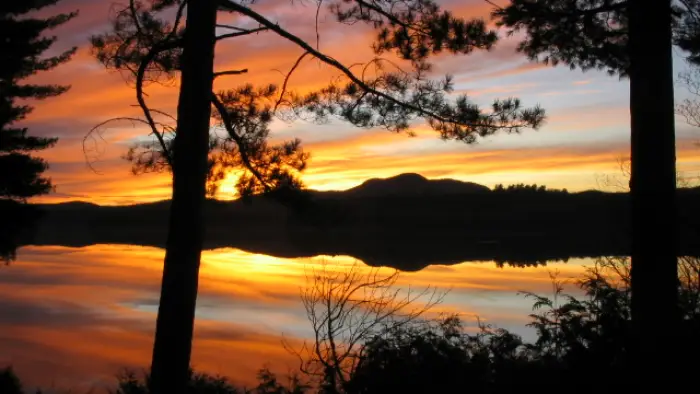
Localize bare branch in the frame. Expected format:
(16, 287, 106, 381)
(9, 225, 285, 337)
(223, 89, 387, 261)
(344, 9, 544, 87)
(275, 52, 310, 111)
(130, 105, 177, 123)
(677, 61, 700, 129)
(216, 26, 269, 40)
(216, 24, 250, 31)
(213, 69, 249, 78)
(289, 260, 444, 390)
(484, 0, 503, 11)
(135, 44, 175, 167)
(83, 116, 169, 173)
(315, 0, 323, 50)
(351, 0, 433, 36)
(129, 0, 143, 36)
(171, 0, 188, 36)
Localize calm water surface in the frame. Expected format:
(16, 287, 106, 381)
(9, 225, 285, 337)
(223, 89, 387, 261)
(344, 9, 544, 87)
(0, 245, 593, 391)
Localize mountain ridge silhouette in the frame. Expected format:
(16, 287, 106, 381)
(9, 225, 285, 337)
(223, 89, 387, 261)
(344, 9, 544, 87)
(23, 173, 700, 270)
(38, 173, 494, 207)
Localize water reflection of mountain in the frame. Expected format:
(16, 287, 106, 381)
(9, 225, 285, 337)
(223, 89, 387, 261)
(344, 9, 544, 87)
(24, 174, 700, 271)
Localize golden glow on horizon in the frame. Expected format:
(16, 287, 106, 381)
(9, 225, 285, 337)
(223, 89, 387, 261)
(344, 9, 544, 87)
(32, 141, 700, 205)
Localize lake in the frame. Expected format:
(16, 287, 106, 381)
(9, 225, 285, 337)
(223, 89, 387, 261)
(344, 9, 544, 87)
(0, 244, 593, 392)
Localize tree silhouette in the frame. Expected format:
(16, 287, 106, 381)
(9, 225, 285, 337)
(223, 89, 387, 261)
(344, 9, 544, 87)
(490, 0, 684, 386)
(0, 0, 77, 261)
(0, 1, 76, 200)
(90, 1, 545, 392)
(0, 367, 23, 394)
(286, 261, 442, 392)
(492, 183, 568, 194)
(112, 367, 310, 394)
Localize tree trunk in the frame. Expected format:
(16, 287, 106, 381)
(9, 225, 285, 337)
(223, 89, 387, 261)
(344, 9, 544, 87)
(628, 0, 678, 386)
(149, 1, 218, 393)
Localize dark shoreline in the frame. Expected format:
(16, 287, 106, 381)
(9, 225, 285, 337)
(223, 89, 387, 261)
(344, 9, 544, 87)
(21, 185, 700, 270)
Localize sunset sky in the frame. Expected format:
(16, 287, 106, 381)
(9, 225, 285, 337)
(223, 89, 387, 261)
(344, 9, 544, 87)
(6, 2, 678, 388)
(25, 0, 700, 205)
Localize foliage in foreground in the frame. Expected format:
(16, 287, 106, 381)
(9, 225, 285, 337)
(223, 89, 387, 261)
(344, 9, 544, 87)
(346, 257, 700, 394)
(111, 367, 308, 394)
(3, 257, 699, 394)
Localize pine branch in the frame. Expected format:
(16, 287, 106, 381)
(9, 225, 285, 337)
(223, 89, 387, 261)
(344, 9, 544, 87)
(218, 0, 542, 134)
(216, 26, 269, 40)
(210, 92, 272, 193)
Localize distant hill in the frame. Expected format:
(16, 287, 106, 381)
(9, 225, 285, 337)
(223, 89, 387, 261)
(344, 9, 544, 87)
(342, 173, 490, 198)
(22, 173, 700, 271)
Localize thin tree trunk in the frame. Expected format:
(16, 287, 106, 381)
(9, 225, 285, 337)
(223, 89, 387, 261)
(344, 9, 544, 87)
(628, 0, 678, 386)
(149, 1, 218, 393)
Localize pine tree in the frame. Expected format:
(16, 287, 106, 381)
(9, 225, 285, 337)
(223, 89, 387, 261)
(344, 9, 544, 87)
(675, 0, 700, 65)
(490, 0, 691, 388)
(91, 1, 545, 392)
(0, 1, 76, 261)
(0, 1, 76, 201)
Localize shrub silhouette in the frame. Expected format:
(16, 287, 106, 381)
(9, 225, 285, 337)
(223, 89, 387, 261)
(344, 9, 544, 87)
(343, 257, 700, 394)
(110, 368, 308, 394)
(0, 367, 24, 394)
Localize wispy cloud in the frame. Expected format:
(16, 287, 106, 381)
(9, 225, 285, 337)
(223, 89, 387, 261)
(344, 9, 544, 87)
(23, 0, 653, 205)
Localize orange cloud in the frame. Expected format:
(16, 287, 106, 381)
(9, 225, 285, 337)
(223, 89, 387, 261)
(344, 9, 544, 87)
(20, 0, 659, 206)
(30, 123, 700, 205)
(458, 61, 549, 83)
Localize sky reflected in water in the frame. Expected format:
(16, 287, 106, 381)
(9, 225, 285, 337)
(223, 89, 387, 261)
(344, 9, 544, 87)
(0, 245, 592, 391)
